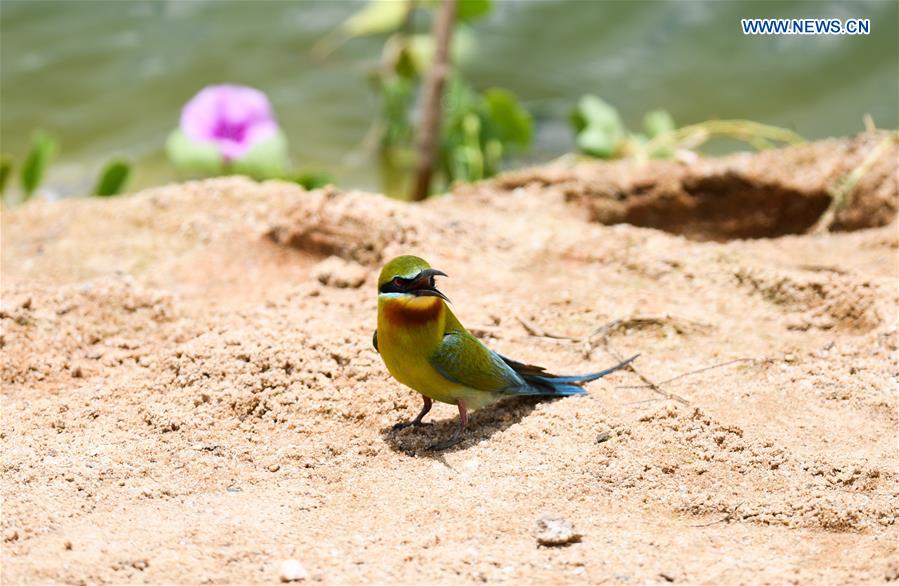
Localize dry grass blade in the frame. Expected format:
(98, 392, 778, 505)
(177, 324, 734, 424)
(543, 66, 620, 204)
(810, 131, 898, 234)
(617, 358, 758, 390)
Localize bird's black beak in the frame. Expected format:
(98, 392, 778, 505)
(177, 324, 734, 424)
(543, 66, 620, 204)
(410, 268, 450, 303)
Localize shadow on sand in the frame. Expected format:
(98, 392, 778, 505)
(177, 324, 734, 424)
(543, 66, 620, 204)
(379, 395, 557, 457)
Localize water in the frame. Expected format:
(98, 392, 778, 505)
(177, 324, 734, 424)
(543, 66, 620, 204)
(2, 0, 896, 196)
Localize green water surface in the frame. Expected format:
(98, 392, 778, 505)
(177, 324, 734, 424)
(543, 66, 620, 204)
(1, 0, 896, 196)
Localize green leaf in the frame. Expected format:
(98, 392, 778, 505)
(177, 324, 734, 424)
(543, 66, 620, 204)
(388, 36, 419, 79)
(93, 159, 132, 197)
(451, 26, 477, 66)
(379, 145, 415, 199)
(422, 0, 491, 21)
(576, 125, 621, 158)
(442, 76, 480, 130)
(231, 130, 290, 180)
(20, 130, 57, 198)
(643, 109, 675, 138)
(0, 154, 12, 197)
(483, 87, 532, 147)
(342, 0, 410, 37)
(405, 34, 436, 75)
(571, 95, 626, 158)
(379, 76, 415, 147)
(457, 0, 492, 21)
(165, 129, 223, 174)
(400, 27, 476, 77)
(571, 95, 622, 132)
(289, 171, 333, 190)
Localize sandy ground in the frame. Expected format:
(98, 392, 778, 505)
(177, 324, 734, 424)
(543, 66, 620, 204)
(1, 136, 897, 584)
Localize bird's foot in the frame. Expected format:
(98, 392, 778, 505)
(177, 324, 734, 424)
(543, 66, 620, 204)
(427, 434, 463, 451)
(392, 397, 434, 431)
(392, 420, 431, 431)
(426, 401, 468, 451)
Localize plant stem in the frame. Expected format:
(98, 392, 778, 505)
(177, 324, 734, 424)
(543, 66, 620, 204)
(809, 131, 897, 234)
(410, 0, 456, 201)
(642, 119, 804, 158)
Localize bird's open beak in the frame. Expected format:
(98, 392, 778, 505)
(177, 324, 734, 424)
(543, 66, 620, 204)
(410, 268, 450, 303)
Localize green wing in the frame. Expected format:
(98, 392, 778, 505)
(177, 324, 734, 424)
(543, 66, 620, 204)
(429, 330, 525, 394)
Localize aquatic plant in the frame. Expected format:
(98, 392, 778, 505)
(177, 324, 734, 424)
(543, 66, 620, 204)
(181, 84, 280, 162)
(328, 0, 532, 199)
(166, 84, 289, 180)
(20, 130, 57, 199)
(0, 130, 58, 205)
(1, 131, 133, 205)
(571, 95, 804, 161)
(165, 84, 331, 188)
(93, 159, 133, 197)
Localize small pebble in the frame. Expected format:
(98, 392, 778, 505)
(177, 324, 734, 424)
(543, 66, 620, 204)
(267, 463, 281, 473)
(64, 540, 73, 550)
(596, 430, 611, 443)
(535, 516, 582, 546)
(314, 257, 367, 289)
(664, 401, 679, 417)
(279, 559, 308, 582)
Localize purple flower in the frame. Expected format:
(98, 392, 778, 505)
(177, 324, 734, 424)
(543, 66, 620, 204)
(180, 84, 279, 162)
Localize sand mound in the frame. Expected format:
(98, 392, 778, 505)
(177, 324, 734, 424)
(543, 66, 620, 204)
(492, 132, 897, 239)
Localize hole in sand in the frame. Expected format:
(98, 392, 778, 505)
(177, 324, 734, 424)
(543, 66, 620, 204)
(549, 133, 898, 241)
(616, 174, 833, 241)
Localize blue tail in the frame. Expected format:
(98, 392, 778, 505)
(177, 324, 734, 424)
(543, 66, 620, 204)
(500, 353, 639, 396)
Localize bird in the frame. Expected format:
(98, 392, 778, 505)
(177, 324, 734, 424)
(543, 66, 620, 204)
(372, 255, 638, 450)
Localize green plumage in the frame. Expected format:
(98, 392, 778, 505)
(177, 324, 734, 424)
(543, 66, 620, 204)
(430, 329, 524, 395)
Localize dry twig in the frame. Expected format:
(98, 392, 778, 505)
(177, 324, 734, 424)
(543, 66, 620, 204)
(517, 314, 696, 404)
(604, 343, 690, 405)
(617, 358, 757, 390)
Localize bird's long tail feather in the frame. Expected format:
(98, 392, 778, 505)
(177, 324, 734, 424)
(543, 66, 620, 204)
(502, 353, 640, 396)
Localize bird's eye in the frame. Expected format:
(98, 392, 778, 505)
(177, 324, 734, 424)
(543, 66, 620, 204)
(393, 277, 404, 288)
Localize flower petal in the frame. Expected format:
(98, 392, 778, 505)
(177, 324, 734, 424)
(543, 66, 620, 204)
(179, 84, 279, 161)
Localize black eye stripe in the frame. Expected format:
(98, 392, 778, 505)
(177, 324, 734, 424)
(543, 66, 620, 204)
(379, 276, 410, 294)
(379, 270, 444, 294)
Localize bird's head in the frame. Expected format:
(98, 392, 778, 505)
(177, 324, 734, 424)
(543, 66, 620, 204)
(377, 255, 449, 303)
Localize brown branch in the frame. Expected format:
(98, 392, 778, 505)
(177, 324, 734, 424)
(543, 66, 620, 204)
(410, 0, 457, 201)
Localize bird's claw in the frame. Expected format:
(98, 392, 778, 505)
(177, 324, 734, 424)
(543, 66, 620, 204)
(392, 420, 430, 431)
(427, 435, 463, 451)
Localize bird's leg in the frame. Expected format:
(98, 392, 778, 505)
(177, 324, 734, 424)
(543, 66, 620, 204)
(428, 400, 468, 451)
(392, 396, 433, 430)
